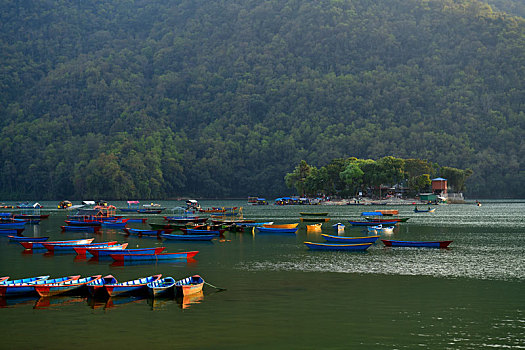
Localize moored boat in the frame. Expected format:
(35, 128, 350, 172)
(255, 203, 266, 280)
(147, 277, 176, 297)
(348, 220, 398, 226)
(300, 217, 330, 222)
(0, 275, 81, 297)
(104, 274, 162, 297)
(43, 241, 118, 253)
(381, 239, 452, 248)
(60, 225, 101, 233)
(414, 207, 436, 213)
(8, 235, 48, 242)
(34, 275, 102, 297)
(123, 228, 166, 236)
(321, 234, 380, 244)
(256, 227, 298, 234)
(86, 246, 165, 258)
(304, 242, 373, 251)
(160, 233, 216, 241)
(0, 276, 49, 285)
(19, 238, 95, 250)
(109, 251, 199, 262)
(74, 243, 129, 256)
(175, 275, 204, 296)
(0, 228, 25, 235)
(262, 223, 299, 229)
(87, 275, 118, 297)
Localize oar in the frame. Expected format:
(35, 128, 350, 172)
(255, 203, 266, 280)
(204, 281, 227, 291)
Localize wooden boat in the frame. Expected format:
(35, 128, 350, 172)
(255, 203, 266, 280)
(379, 226, 395, 234)
(123, 228, 166, 236)
(367, 225, 382, 233)
(165, 216, 208, 224)
(365, 217, 410, 223)
(64, 219, 102, 226)
(0, 276, 49, 285)
(306, 223, 322, 231)
(109, 251, 199, 262)
(414, 207, 436, 213)
(241, 222, 274, 227)
(321, 234, 380, 244)
(87, 274, 118, 297)
(300, 217, 330, 222)
(104, 274, 163, 297)
(332, 223, 345, 233)
(86, 246, 165, 258)
(377, 209, 399, 216)
(0, 275, 81, 297)
(182, 228, 223, 235)
(256, 227, 298, 234)
(74, 243, 128, 256)
(34, 275, 102, 297)
(348, 220, 398, 226)
(43, 241, 118, 253)
(149, 222, 189, 230)
(161, 233, 216, 241)
(60, 225, 101, 233)
(0, 228, 25, 235)
(262, 223, 299, 229)
(20, 238, 95, 250)
(304, 242, 373, 251)
(0, 277, 9, 283)
(8, 235, 48, 242)
(381, 240, 452, 248)
(123, 218, 148, 223)
(300, 212, 328, 216)
(175, 275, 204, 296)
(147, 277, 176, 297)
(101, 220, 128, 229)
(0, 222, 26, 229)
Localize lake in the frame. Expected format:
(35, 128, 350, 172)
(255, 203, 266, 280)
(0, 200, 524, 349)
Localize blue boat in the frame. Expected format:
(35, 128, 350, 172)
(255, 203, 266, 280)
(104, 274, 162, 297)
(123, 228, 164, 236)
(348, 220, 398, 226)
(8, 236, 49, 242)
(87, 246, 166, 258)
(0, 222, 26, 229)
(43, 241, 118, 253)
(304, 242, 373, 251)
(60, 225, 101, 233)
(321, 234, 380, 244)
(87, 274, 118, 297)
(0, 228, 25, 235)
(160, 233, 216, 241)
(110, 251, 199, 262)
(256, 227, 298, 234)
(0, 275, 81, 297)
(0, 276, 49, 285)
(101, 220, 128, 229)
(381, 240, 452, 248)
(184, 228, 222, 235)
(34, 275, 102, 297)
(147, 277, 176, 297)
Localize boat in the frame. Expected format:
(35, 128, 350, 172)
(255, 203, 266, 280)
(0, 275, 81, 297)
(8, 235, 48, 242)
(332, 223, 345, 234)
(379, 226, 395, 234)
(60, 225, 101, 233)
(365, 217, 410, 223)
(304, 242, 373, 251)
(19, 238, 95, 250)
(119, 200, 141, 212)
(241, 222, 274, 227)
(64, 220, 102, 226)
(0, 222, 26, 229)
(34, 275, 102, 297)
(100, 220, 128, 229)
(138, 203, 165, 214)
(86, 246, 165, 258)
(256, 227, 298, 234)
(74, 243, 128, 256)
(109, 251, 200, 262)
(123, 228, 166, 237)
(321, 234, 380, 244)
(367, 225, 382, 233)
(123, 218, 148, 223)
(86, 274, 118, 297)
(300, 217, 330, 222)
(0, 277, 9, 283)
(175, 275, 204, 296)
(147, 277, 176, 297)
(43, 241, 118, 253)
(149, 222, 189, 230)
(160, 233, 216, 241)
(300, 212, 328, 216)
(103, 274, 163, 297)
(306, 223, 322, 231)
(348, 220, 398, 226)
(262, 223, 299, 229)
(0, 276, 49, 285)
(414, 207, 436, 213)
(181, 228, 223, 235)
(381, 240, 453, 248)
(0, 228, 25, 235)
(57, 200, 72, 209)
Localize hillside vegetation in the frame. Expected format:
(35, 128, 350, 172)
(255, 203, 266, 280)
(0, 0, 523, 199)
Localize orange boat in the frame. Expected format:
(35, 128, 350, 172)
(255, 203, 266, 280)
(263, 223, 299, 229)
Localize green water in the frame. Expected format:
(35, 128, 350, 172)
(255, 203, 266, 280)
(0, 200, 524, 349)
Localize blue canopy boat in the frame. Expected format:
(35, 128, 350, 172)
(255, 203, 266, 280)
(321, 234, 380, 244)
(304, 242, 373, 251)
(147, 277, 176, 297)
(381, 239, 452, 248)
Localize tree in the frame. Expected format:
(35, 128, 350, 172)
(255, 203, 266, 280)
(284, 160, 313, 196)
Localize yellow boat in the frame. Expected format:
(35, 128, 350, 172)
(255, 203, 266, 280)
(263, 223, 299, 229)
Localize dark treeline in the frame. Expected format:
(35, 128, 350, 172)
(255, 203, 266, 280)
(0, 0, 523, 199)
(284, 157, 472, 198)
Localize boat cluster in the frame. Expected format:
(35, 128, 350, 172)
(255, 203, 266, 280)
(0, 274, 204, 299)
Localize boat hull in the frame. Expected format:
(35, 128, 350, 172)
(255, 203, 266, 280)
(321, 234, 380, 244)
(109, 251, 199, 262)
(304, 242, 373, 251)
(34, 275, 102, 297)
(161, 233, 216, 241)
(256, 227, 298, 234)
(381, 240, 452, 248)
(349, 221, 398, 226)
(175, 275, 204, 296)
(104, 275, 162, 297)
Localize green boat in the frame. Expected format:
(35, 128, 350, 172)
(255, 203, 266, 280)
(300, 212, 328, 216)
(300, 217, 330, 222)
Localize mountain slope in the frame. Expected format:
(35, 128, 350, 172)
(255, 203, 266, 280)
(0, 0, 523, 199)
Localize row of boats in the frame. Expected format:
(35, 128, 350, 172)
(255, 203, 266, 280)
(0, 274, 204, 299)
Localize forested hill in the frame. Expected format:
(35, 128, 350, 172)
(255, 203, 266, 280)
(0, 0, 523, 199)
